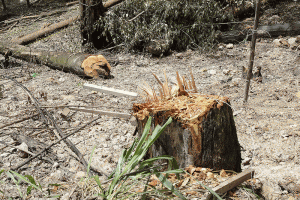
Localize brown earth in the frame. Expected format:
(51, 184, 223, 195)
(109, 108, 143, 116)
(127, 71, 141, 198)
(0, 0, 300, 199)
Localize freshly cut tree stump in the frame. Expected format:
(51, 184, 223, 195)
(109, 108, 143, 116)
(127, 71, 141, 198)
(133, 94, 241, 172)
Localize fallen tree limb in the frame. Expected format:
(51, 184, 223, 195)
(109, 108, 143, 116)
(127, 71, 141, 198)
(69, 107, 131, 119)
(0, 113, 39, 129)
(2, 8, 70, 25)
(12, 16, 79, 45)
(11, 0, 125, 45)
(0, 42, 112, 78)
(4, 76, 106, 176)
(11, 116, 106, 176)
(217, 21, 300, 43)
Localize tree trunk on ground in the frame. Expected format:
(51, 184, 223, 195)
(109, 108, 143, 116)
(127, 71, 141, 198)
(79, 0, 111, 49)
(133, 95, 241, 172)
(217, 22, 300, 43)
(12, 16, 79, 45)
(0, 42, 112, 79)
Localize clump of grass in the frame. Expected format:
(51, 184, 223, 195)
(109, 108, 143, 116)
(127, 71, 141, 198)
(99, 0, 234, 53)
(92, 116, 187, 199)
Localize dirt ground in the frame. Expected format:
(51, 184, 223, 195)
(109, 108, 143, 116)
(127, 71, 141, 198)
(0, 0, 300, 199)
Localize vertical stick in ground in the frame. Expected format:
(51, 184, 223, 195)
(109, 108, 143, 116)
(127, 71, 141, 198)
(244, 0, 260, 102)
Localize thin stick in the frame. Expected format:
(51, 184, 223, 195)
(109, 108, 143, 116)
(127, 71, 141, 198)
(2, 76, 103, 176)
(11, 116, 106, 174)
(0, 113, 39, 129)
(244, 0, 260, 102)
(0, 141, 54, 164)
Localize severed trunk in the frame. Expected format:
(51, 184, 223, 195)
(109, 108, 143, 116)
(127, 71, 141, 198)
(0, 41, 112, 79)
(79, 0, 112, 49)
(133, 94, 241, 172)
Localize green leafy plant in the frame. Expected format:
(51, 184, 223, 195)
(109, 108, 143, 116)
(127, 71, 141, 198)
(31, 73, 38, 78)
(0, 169, 60, 199)
(93, 116, 187, 199)
(100, 0, 235, 53)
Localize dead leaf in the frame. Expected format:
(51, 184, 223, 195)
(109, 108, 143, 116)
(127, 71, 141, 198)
(220, 169, 227, 177)
(148, 179, 159, 187)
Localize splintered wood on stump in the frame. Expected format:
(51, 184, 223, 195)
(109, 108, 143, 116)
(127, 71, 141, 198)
(133, 94, 241, 172)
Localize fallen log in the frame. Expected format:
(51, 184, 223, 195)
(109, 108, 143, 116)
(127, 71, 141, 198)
(0, 42, 112, 78)
(11, 0, 125, 45)
(217, 21, 300, 43)
(12, 16, 79, 45)
(133, 72, 241, 172)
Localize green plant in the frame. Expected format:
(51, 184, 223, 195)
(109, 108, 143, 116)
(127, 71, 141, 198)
(0, 169, 60, 199)
(100, 0, 235, 53)
(93, 116, 187, 199)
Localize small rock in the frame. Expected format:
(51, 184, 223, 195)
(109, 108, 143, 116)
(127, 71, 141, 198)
(288, 37, 299, 49)
(273, 39, 281, 47)
(208, 69, 216, 75)
(232, 78, 241, 84)
(61, 95, 76, 101)
(75, 171, 86, 179)
(16, 142, 29, 158)
(218, 45, 224, 51)
(223, 69, 231, 75)
(175, 53, 184, 59)
(226, 43, 234, 49)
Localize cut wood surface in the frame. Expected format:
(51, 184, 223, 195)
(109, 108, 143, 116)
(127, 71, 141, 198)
(83, 83, 138, 97)
(206, 169, 255, 200)
(69, 107, 131, 119)
(0, 41, 112, 78)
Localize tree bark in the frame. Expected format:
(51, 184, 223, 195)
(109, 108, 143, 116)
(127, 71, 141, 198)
(133, 95, 241, 172)
(1, 0, 6, 10)
(79, 0, 110, 49)
(0, 41, 112, 78)
(12, 16, 79, 45)
(217, 21, 300, 43)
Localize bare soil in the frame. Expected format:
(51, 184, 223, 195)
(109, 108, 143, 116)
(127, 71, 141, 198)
(0, 0, 300, 199)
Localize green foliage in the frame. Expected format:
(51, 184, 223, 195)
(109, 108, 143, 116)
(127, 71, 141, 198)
(93, 117, 187, 199)
(0, 169, 60, 199)
(100, 0, 234, 53)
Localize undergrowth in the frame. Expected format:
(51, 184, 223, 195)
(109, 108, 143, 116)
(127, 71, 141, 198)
(0, 117, 222, 199)
(98, 0, 235, 53)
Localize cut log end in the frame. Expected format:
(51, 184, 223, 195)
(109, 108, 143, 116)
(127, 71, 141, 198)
(133, 94, 241, 172)
(81, 55, 111, 78)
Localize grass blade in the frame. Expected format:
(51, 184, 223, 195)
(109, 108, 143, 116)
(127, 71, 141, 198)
(184, 170, 222, 200)
(10, 170, 42, 192)
(154, 171, 187, 200)
(87, 145, 97, 176)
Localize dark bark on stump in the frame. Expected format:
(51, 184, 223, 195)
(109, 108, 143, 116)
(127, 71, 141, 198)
(135, 98, 241, 172)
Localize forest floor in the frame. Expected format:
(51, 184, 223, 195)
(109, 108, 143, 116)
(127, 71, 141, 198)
(0, 0, 300, 199)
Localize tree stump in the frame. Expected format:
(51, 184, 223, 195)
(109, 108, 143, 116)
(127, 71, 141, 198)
(133, 94, 241, 172)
